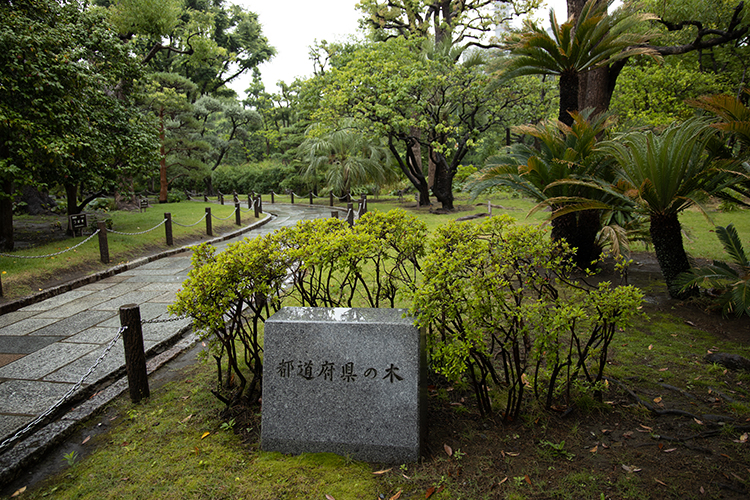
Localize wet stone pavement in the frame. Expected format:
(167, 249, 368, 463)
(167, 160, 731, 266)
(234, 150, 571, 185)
(0, 203, 340, 484)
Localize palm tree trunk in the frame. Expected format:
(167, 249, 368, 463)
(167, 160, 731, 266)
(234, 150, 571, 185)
(559, 71, 579, 126)
(650, 212, 695, 299)
(551, 209, 600, 269)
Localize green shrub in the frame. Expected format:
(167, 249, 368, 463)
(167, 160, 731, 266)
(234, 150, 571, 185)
(408, 216, 643, 420)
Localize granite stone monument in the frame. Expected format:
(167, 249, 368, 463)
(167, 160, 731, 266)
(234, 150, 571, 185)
(261, 307, 425, 463)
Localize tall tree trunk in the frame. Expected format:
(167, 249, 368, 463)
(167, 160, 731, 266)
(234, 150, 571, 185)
(430, 149, 454, 210)
(0, 178, 14, 251)
(65, 183, 78, 237)
(159, 107, 168, 204)
(650, 212, 695, 299)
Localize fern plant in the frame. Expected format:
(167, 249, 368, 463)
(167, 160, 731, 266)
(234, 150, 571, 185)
(677, 224, 750, 317)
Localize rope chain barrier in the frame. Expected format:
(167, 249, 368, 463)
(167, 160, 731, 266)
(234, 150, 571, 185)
(0, 230, 101, 259)
(109, 218, 167, 236)
(211, 207, 238, 221)
(172, 213, 208, 228)
(0, 326, 127, 454)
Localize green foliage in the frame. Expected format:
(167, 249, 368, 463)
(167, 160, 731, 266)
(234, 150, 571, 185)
(212, 161, 296, 195)
(408, 216, 643, 420)
(171, 209, 426, 406)
(677, 224, 750, 317)
(610, 61, 733, 129)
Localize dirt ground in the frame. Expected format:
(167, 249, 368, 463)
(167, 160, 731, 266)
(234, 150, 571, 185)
(6, 209, 750, 499)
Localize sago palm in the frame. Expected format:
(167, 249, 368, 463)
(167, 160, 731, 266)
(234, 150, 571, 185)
(676, 224, 750, 317)
(690, 90, 750, 205)
(471, 111, 632, 268)
(502, 0, 659, 125)
(599, 118, 736, 298)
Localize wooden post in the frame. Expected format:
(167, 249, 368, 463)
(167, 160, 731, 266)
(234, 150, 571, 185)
(205, 207, 212, 236)
(164, 213, 173, 246)
(203, 194, 208, 202)
(119, 304, 150, 403)
(235, 202, 241, 226)
(360, 194, 367, 215)
(0, 273, 3, 297)
(97, 221, 110, 264)
(346, 190, 351, 203)
(220, 194, 224, 205)
(254, 196, 260, 218)
(347, 202, 354, 227)
(271, 191, 275, 204)
(257, 194, 262, 213)
(233, 191, 238, 203)
(330, 192, 334, 207)
(309, 192, 313, 205)
(290, 192, 294, 204)
(331, 210, 339, 219)
(247, 194, 252, 209)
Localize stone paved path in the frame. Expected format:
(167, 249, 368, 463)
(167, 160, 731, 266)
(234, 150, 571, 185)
(0, 203, 338, 450)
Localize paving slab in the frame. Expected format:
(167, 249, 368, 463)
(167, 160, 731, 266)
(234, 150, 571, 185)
(0, 318, 58, 337)
(0, 380, 74, 414)
(28, 310, 115, 338)
(0, 336, 65, 355)
(0, 343, 98, 380)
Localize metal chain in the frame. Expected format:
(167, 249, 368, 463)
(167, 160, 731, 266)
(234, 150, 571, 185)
(211, 208, 238, 221)
(0, 230, 101, 259)
(109, 218, 167, 236)
(142, 314, 189, 324)
(0, 326, 126, 454)
(172, 213, 208, 228)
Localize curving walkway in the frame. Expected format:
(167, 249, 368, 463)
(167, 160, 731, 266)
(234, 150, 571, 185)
(0, 203, 339, 484)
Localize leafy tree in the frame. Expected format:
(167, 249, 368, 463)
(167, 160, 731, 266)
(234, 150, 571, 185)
(0, 0, 158, 245)
(108, 0, 275, 96)
(318, 37, 531, 209)
(357, 0, 541, 47)
(142, 72, 206, 201)
(599, 118, 738, 298)
(503, 0, 659, 126)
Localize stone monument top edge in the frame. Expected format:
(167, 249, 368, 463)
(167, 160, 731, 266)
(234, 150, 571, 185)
(267, 306, 412, 325)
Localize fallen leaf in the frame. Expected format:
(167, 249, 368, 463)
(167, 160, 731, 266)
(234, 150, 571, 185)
(10, 486, 26, 497)
(640, 424, 653, 431)
(663, 448, 676, 454)
(658, 368, 668, 372)
(700, 486, 705, 494)
(731, 472, 744, 482)
(694, 418, 704, 426)
(655, 479, 667, 486)
(82, 435, 91, 445)
(648, 344, 653, 350)
(201, 431, 210, 439)
(589, 445, 598, 453)
(601, 429, 611, 435)
(623, 431, 634, 439)
(498, 477, 508, 485)
(325, 495, 336, 500)
(685, 320, 696, 327)
(505, 451, 520, 457)
(194, 447, 200, 455)
(388, 491, 402, 500)
(181, 414, 193, 423)
(524, 474, 532, 486)
(121, 477, 129, 482)
(425, 486, 435, 498)
(732, 433, 748, 444)
(658, 443, 664, 450)
(602, 443, 610, 449)
(373, 468, 392, 475)
(402, 474, 410, 479)
(622, 465, 642, 473)
(721, 453, 731, 459)
(444, 444, 453, 457)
